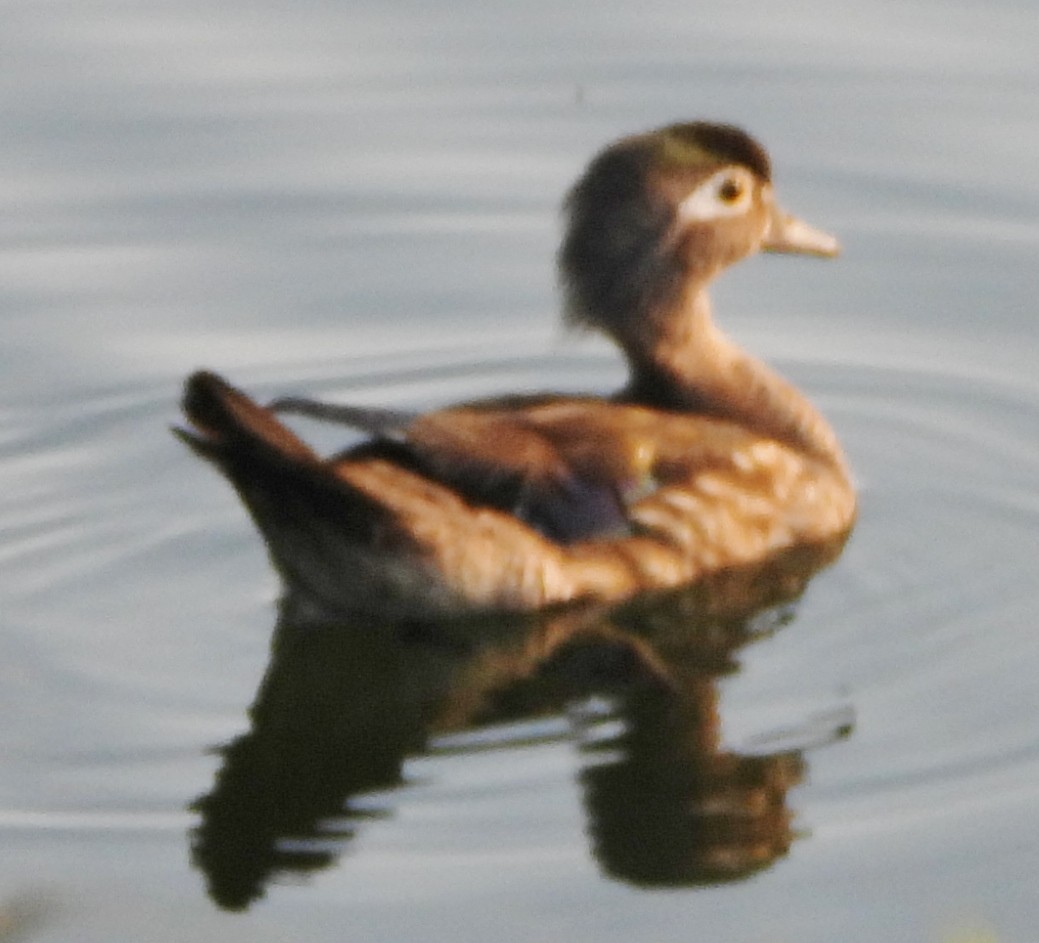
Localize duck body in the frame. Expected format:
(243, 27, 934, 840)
(180, 122, 855, 619)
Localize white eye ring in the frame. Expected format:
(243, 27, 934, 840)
(676, 167, 754, 224)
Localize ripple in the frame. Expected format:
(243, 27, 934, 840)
(5, 342, 1039, 916)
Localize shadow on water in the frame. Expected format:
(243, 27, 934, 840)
(189, 535, 852, 911)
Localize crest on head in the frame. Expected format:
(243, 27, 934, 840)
(655, 123, 772, 182)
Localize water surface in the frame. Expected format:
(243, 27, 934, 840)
(2, 0, 1038, 940)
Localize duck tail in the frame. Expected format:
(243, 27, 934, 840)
(176, 370, 405, 612)
(176, 370, 319, 464)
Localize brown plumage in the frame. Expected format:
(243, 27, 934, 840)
(178, 121, 854, 618)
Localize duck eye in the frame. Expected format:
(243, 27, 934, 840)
(676, 169, 754, 224)
(718, 177, 744, 203)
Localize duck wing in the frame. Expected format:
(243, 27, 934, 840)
(265, 390, 632, 543)
(176, 372, 627, 615)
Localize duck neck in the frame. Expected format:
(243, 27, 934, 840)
(621, 287, 849, 474)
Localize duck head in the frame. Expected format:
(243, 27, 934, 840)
(559, 122, 838, 346)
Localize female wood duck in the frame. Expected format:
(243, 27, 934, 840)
(180, 121, 855, 619)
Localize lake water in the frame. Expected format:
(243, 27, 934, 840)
(3, 0, 1038, 939)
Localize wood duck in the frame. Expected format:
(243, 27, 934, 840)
(179, 121, 855, 619)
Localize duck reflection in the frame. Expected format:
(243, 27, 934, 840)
(190, 536, 851, 910)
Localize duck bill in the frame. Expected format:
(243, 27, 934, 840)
(762, 204, 840, 258)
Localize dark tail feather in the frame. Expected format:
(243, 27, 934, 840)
(179, 370, 319, 464)
(176, 371, 407, 609)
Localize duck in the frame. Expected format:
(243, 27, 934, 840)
(179, 121, 855, 619)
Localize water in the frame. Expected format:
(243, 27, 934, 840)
(3, 0, 1038, 939)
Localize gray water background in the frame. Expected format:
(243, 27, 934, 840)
(2, 0, 1038, 939)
